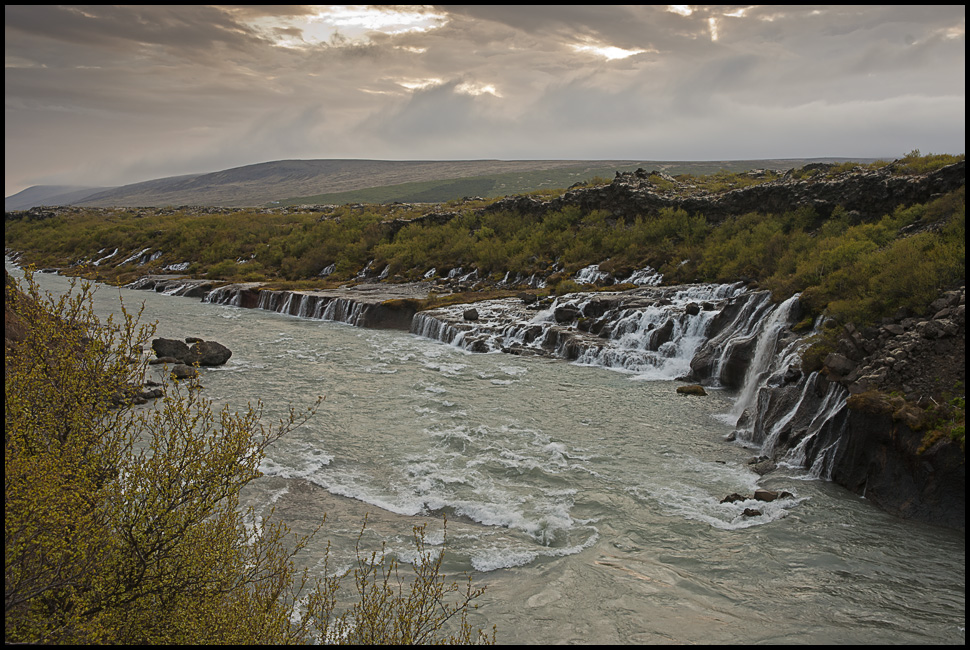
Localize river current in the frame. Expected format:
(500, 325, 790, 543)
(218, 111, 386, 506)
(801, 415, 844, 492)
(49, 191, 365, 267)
(14, 265, 965, 644)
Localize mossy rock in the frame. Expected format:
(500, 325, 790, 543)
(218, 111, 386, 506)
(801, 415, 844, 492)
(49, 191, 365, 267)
(846, 390, 900, 416)
(676, 384, 707, 396)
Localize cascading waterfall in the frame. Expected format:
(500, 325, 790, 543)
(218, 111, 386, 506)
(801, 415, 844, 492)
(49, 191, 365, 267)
(728, 294, 801, 423)
(203, 280, 855, 483)
(204, 285, 243, 307)
(205, 286, 370, 327)
(782, 380, 850, 478)
(411, 312, 466, 346)
(572, 300, 718, 378)
(707, 293, 776, 386)
(410, 283, 768, 381)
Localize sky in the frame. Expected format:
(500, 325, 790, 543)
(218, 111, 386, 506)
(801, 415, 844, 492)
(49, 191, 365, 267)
(4, 5, 966, 196)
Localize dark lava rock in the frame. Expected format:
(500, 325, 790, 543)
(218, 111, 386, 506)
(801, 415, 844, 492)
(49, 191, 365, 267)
(754, 489, 779, 502)
(152, 337, 191, 361)
(185, 340, 232, 366)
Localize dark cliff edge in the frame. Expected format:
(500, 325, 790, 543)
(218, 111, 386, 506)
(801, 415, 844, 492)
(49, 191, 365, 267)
(834, 404, 965, 529)
(483, 160, 966, 223)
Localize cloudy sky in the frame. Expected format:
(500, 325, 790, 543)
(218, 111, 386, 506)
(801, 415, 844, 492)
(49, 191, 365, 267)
(4, 5, 965, 196)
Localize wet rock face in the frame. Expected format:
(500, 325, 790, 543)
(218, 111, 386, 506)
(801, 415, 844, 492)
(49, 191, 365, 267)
(830, 407, 966, 530)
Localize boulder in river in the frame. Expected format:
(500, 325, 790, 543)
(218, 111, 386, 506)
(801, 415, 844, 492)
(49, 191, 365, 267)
(151, 337, 232, 367)
(184, 340, 232, 366)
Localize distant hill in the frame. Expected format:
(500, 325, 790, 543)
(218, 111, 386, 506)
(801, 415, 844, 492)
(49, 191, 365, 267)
(6, 157, 882, 209)
(4, 185, 115, 211)
(67, 160, 646, 208)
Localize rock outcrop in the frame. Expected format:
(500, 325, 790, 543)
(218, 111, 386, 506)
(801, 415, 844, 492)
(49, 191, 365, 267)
(820, 288, 965, 401)
(485, 160, 965, 224)
(829, 393, 965, 529)
(151, 337, 232, 366)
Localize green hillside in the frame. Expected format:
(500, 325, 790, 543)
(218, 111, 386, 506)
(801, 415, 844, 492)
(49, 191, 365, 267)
(272, 158, 880, 206)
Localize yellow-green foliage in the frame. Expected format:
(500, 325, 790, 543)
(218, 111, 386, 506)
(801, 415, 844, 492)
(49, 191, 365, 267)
(894, 149, 965, 175)
(317, 521, 495, 645)
(4, 153, 964, 328)
(4, 272, 493, 644)
(917, 394, 966, 454)
(846, 389, 965, 454)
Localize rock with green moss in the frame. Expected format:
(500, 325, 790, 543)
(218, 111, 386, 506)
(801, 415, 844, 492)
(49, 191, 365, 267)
(676, 384, 707, 396)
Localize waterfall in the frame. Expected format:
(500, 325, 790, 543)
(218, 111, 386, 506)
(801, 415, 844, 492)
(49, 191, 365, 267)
(190, 277, 861, 488)
(204, 282, 855, 483)
(780, 381, 850, 478)
(203, 286, 372, 328)
(410, 312, 466, 346)
(204, 286, 242, 307)
(321, 298, 367, 327)
(727, 294, 801, 422)
(707, 293, 776, 386)
(574, 264, 610, 285)
(408, 283, 764, 380)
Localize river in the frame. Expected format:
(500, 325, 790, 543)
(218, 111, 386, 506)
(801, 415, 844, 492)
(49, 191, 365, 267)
(11, 264, 965, 644)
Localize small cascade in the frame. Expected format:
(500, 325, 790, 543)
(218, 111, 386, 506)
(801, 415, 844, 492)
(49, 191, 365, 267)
(572, 300, 718, 379)
(120, 247, 153, 266)
(321, 298, 367, 327)
(757, 372, 817, 457)
(728, 294, 801, 423)
(411, 312, 466, 346)
(204, 285, 373, 327)
(92, 248, 119, 266)
(621, 266, 663, 286)
(706, 293, 776, 385)
(204, 286, 243, 307)
(409, 283, 777, 380)
(256, 290, 283, 312)
(573, 264, 610, 285)
(780, 380, 850, 478)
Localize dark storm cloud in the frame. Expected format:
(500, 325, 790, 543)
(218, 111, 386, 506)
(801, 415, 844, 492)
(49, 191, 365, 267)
(4, 5, 263, 61)
(5, 5, 965, 196)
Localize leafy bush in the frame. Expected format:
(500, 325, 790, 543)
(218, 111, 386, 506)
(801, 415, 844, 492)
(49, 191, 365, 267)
(894, 149, 965, 175)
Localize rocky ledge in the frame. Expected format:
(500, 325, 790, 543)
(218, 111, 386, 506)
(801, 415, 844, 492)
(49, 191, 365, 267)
(485, 160, 966, 224)
(821, 287, 965, 401)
